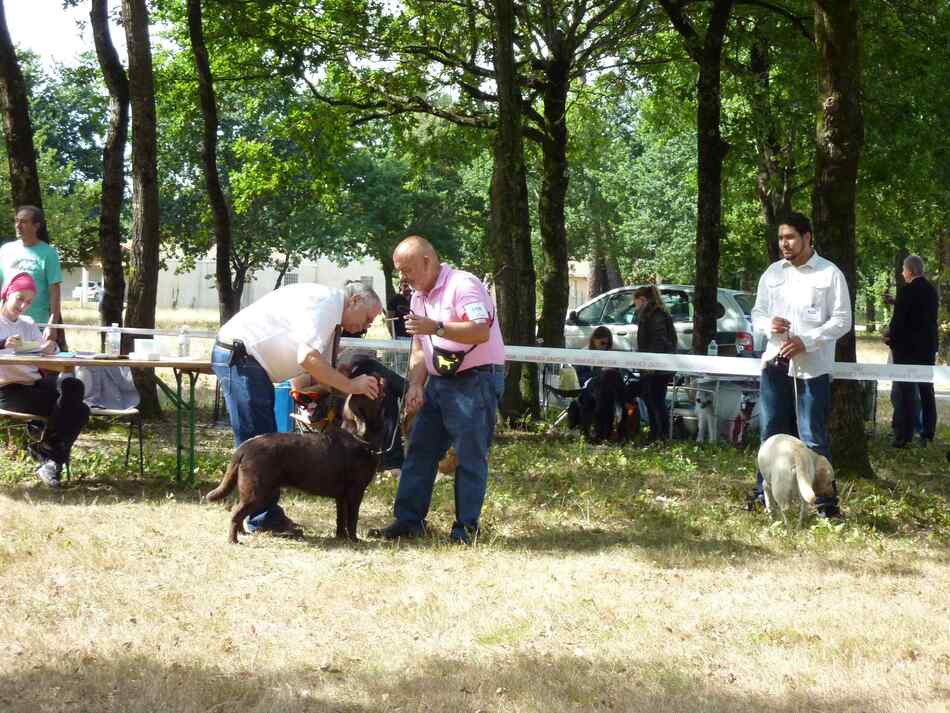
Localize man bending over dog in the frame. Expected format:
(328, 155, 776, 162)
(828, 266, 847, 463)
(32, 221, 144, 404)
(370, 236, 505, 545)
(211, 281, 382, 536)
(748, 212, 851, 519)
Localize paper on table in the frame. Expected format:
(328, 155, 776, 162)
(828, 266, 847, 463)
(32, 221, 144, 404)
(12, 340, 43, 354)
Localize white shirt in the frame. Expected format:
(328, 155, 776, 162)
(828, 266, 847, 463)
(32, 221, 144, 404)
(751, 251, 852, 379)
(217, 284, 344, 383)
(0, 313, 43, 385)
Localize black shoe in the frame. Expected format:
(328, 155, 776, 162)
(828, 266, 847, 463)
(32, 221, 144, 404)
(891, 439, 909, 449)
(267, 514, 304, 538)
(450, 525, 480, 545)
(745, 491, 765, 513)
(817, 506, 845, 521)
(368, 520, 426, 540)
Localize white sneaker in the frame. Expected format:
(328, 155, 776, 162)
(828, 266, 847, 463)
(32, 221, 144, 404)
(36, 460, 61, 487)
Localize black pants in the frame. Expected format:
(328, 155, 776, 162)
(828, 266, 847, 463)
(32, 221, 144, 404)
(894, 352, 936, 444)
(895, 381, 936, 443)
(0, 374, 90, 464)
(641, 371, 673, 440)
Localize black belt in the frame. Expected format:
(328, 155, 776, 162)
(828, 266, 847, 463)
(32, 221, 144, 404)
(215, 339, 237, 351)
(457, 364, 500, 375)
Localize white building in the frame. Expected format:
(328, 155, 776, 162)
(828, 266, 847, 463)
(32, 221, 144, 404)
(62, 254, 386, 310)
(63, 255, 591, 311)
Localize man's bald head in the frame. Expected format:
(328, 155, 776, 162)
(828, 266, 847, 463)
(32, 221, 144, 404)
(394, 235, 441, 293)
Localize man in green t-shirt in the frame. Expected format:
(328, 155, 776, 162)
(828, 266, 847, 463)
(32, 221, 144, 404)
(0, 206, 64, 344)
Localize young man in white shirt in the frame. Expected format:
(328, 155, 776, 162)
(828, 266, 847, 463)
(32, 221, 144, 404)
(749, 212, 852, 519)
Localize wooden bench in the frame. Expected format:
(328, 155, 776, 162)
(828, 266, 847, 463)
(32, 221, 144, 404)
(0, 408, 72, 480)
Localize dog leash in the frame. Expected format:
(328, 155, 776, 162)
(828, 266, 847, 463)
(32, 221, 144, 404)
(787, 330, 802, 433)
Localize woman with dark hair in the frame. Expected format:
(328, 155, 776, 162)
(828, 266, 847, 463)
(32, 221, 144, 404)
(569, 325, 640, 443)
(634, 285, 677, 442)
(574, 325, 612, 385)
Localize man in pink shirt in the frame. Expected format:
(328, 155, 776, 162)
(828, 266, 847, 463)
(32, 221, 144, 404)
(370, 236, 505, 544)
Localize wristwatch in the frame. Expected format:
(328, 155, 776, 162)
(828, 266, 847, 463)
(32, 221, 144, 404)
(435, 321, 445, 337)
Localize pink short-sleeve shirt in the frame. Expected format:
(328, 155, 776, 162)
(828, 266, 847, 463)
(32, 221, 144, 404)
(411, 264, 506, 376)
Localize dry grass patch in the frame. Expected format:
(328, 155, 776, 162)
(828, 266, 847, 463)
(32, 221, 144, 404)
(2, 424, 950, 713)
(2, 323, 948, 711)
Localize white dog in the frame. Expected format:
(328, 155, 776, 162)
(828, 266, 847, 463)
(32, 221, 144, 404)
(757, 434, 835, 526)
(695, 392, 717, 443)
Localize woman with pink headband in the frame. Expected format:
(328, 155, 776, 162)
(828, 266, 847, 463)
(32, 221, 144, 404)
(0, 272, 89, 487)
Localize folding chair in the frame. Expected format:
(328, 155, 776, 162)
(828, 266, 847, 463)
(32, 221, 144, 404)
(541, 383, 583, 428)
(89, 406, 144, 476)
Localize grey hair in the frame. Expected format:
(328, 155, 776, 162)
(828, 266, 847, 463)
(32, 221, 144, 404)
(343, 280, 382, 310)
(903, 254, 924, 278)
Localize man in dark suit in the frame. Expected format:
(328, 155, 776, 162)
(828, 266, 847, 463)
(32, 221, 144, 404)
(886, 254, 939, 447)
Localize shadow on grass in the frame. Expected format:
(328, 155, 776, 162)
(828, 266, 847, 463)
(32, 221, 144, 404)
(0, 651, 900, 713)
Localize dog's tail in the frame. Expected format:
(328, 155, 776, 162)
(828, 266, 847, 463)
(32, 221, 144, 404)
(795, 450, 817, 505)
(206, 455, 240, 502)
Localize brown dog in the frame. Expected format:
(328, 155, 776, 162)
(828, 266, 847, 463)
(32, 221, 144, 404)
(207, 388, 387, 543)
(401, 409, 458, 475)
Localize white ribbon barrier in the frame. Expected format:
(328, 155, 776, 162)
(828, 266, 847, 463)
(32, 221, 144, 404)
(352, 338, 950, 385)
(41, 323, 218, 339)
(41, 326, 947, 385)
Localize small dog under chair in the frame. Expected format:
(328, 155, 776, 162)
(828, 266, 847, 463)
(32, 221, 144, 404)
(695, 391, 717, 443)
(757, 434, 835, 527)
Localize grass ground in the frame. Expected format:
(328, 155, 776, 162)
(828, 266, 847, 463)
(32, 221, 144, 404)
(0, 308, 947, 712)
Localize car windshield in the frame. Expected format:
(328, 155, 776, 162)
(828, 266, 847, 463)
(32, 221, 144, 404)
(732, 292, 755, 317)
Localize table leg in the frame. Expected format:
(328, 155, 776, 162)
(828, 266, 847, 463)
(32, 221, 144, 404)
(187, 370, 198, 480)
(156, 371, 198, 485)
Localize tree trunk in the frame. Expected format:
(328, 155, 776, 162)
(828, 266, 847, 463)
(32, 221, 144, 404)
(122, 0, 162, 417)
(938, 228, 950, 364)
(893, 247, 909, 290)
(378, 251, 396, 306)
(91, 0, 129, 342)
(536, 30, 570, 351)
(589, 234, 623, 299)
(864, 285, 875, 333)
(748, 24, 792, 264)
(187, 0, 238, 325)
(691, 0, 733, 354)
(490, 0, 536, 421)
(0, 0, 42, 209)
(812, 0, 870, 477)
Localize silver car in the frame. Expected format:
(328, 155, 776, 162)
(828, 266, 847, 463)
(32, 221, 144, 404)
(564, 284, 756, 355)
(721, 289, 767, 356)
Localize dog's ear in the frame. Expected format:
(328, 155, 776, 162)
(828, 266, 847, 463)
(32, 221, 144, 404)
(813, 455, 835, 497)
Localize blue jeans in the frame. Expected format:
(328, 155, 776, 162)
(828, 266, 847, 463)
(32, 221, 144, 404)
(394, 368, 504, 539)
(211, 344, 285, 530)
(754, 368, 839, 513)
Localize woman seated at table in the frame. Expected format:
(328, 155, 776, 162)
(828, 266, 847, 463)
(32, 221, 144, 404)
(0, 272, 89, 487)
(569, 326, 640, 442)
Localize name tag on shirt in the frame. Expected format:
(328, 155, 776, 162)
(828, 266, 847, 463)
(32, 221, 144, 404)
(463, 302, 490, 322)
(804, 306, 821, 322)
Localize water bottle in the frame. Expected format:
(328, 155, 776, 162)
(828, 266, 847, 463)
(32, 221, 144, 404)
(706, 339, 719, 357)
(107, 323, 121, 356)
(178, 326, 190, 357)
